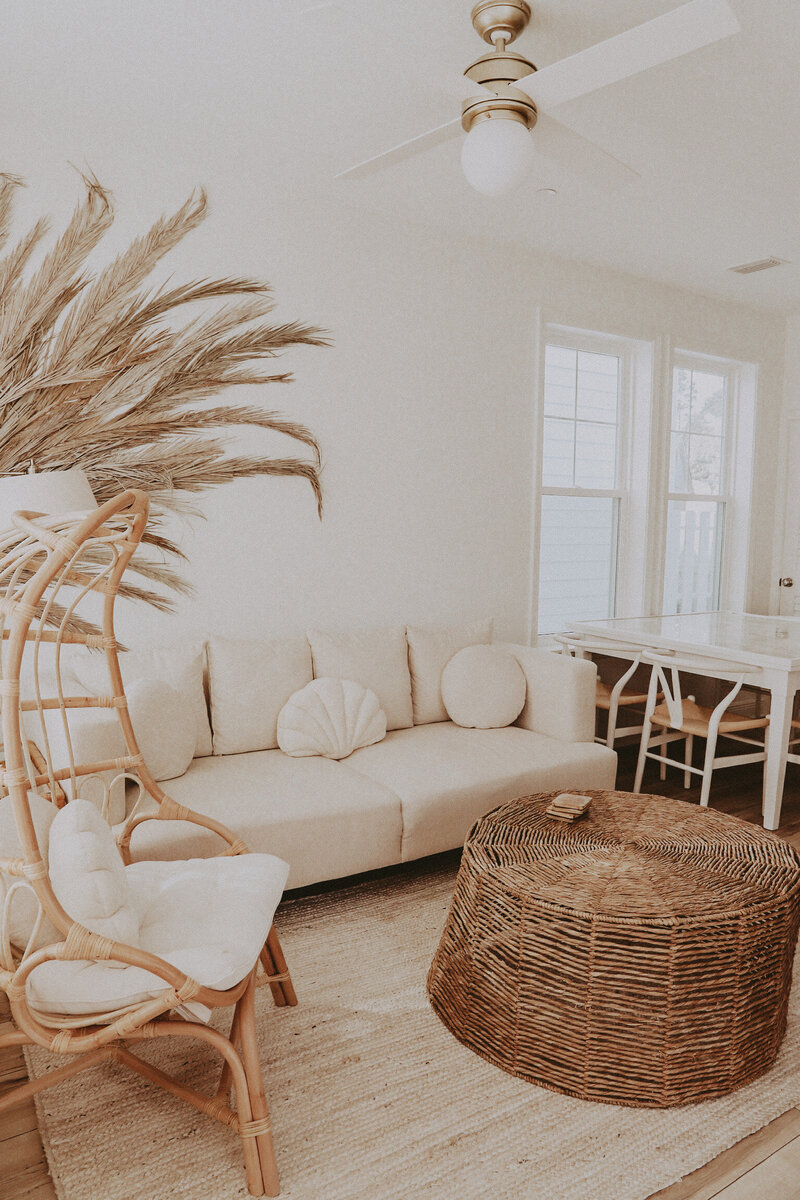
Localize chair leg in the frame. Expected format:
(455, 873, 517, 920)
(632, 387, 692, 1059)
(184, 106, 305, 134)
(659, 731, 668, 781)
(215, 1002, 243, 1107)
(634, 718, 652, 792)
(606, 699, 619, 749)
(238, 971, 281, 1198)
(261, 926, 298, 1008)
(699, 732, 717, 808)
(684, 734, 694, 789)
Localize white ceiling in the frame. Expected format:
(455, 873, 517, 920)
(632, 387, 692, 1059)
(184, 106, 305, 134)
(2, 0, 800, 312)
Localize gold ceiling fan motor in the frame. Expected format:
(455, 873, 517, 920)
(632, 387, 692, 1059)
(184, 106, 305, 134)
(462, 0, 539, 134)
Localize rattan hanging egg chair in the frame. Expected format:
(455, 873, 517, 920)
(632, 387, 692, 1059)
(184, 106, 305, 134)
(0, 489, 296, 1198)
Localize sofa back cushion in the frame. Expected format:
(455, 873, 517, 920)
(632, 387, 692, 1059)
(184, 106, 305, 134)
(126, 679, 197, 780)
(307, 626, 413, 731)
(208, 635, 313, 754)
(406, 619, 493, 724)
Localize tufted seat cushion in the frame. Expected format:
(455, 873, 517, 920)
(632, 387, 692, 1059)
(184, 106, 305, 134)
(27, 825, 288, 1016)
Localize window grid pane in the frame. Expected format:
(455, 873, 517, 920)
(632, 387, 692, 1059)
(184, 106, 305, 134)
(668, 368, 726, 496)
(537, 495, 619, 635)
(542, 346, 621, 490)
(664, 366, 728, 615)
(662, 499, 724, 614)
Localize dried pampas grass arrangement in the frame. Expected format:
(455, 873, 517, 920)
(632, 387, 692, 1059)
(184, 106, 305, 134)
(0, 171, 327, 612)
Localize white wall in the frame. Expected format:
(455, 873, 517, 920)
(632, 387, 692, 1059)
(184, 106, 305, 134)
(98, 194, 786, 650)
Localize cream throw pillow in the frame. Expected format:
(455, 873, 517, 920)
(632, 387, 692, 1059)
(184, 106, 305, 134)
(277, 678, 386, 760)
(406, 619, 493, 724)
(307, 626, 413, 731)
(126, 679, 196, 782)
(441, 644, 526, 729)
(71, 642, 212, 758)
(208, 635, 313, 754)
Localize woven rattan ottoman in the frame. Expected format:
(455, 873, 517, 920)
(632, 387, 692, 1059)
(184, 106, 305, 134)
(427, 790, 800, 1108)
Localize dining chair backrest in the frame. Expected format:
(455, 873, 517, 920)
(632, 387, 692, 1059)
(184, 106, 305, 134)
(641, 651, 763, 732)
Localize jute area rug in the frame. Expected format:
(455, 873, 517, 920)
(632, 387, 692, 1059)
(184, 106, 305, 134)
(24, 859, 800, 1200)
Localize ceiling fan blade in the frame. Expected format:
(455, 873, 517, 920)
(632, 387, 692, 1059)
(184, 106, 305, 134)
(335, 117, 461, 180)
(533, 114, 640, 191)
(517, 0, 740, 112)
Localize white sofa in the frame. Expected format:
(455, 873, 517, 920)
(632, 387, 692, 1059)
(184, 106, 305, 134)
(54, 622, 617, 889)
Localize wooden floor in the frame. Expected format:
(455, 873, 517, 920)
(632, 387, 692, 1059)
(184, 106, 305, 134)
(2, 750, 800, 1200)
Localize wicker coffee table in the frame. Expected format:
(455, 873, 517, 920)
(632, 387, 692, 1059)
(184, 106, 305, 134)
(427, 790, 800, 1108)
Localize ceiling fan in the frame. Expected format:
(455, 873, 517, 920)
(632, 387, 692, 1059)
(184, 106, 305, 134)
(335, 0, 741, 197)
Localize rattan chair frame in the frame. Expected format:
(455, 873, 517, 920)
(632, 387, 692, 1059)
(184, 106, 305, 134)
(633, 651, 769, 808)
(0, 490, 295, 1198)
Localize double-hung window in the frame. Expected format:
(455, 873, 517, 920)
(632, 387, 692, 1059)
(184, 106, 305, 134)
(533, 328, 754, 637)
(537, 341, 624, 635)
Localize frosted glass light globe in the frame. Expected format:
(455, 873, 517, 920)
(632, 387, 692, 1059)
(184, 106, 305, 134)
(461, 117, 535, 197)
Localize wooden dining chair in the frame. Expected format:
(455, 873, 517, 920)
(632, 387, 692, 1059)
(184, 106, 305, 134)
(554, 634, 653, 749)
(0, 490, 296, 1197)
(634, 651, 770, 808)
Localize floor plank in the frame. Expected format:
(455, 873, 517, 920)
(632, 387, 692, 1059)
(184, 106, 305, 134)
(651, 1109, 800, 1199)
(0, 751, 799, 1200)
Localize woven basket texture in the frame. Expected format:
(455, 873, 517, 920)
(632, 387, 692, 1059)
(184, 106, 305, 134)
(427, 789, 800, 1108)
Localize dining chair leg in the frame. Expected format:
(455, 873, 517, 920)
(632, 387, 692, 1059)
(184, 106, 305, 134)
(684, 734, 694, 789)
(606, 698, 620, 749)
(634, 718, 652, 792)
(699, 731, 718, 808)
(659, 731, 668, 781)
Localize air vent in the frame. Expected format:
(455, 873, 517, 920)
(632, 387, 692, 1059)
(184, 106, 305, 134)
(728, 256, 788, 275)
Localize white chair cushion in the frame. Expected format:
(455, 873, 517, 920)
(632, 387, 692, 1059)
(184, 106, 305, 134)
(126, 679, 196, 781)
(48, 799, 139, 945)
(307, 626, 413, 731)
(27, 852, 289, 1015)
(208, 635, 313, 754)
(277, 678, 386, 760)
(71, 641, 212, 758)
(406, 619, 493, 725)
(441, 644, 526, 729)
(0, 792, 62, 952)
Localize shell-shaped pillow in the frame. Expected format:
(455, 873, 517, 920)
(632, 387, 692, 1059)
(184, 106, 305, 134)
(277, 678, 387, 760)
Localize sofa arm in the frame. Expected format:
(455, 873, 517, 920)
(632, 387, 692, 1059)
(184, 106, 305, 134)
(497, 642, 597, 743)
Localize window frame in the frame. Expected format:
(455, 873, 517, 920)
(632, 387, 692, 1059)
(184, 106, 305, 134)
(534, 327, 635, 637)
(530, 322, 756, 642)
(656, 348, 754, 617)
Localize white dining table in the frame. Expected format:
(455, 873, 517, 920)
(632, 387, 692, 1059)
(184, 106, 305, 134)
(567, 611, 800, 830)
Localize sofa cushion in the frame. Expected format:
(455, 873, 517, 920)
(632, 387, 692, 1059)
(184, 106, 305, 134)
(307, 626, 413, 731)
(208, 634, 313, 754)
(406, 619, 493, 725)
(27, 852, 288, 1016)
(277, 678, 386, 760)
(127, 749, 403, 890)
(347, 722, 617, 862)
(441, 644, 526, 729)
(71, 641, 212, 758)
